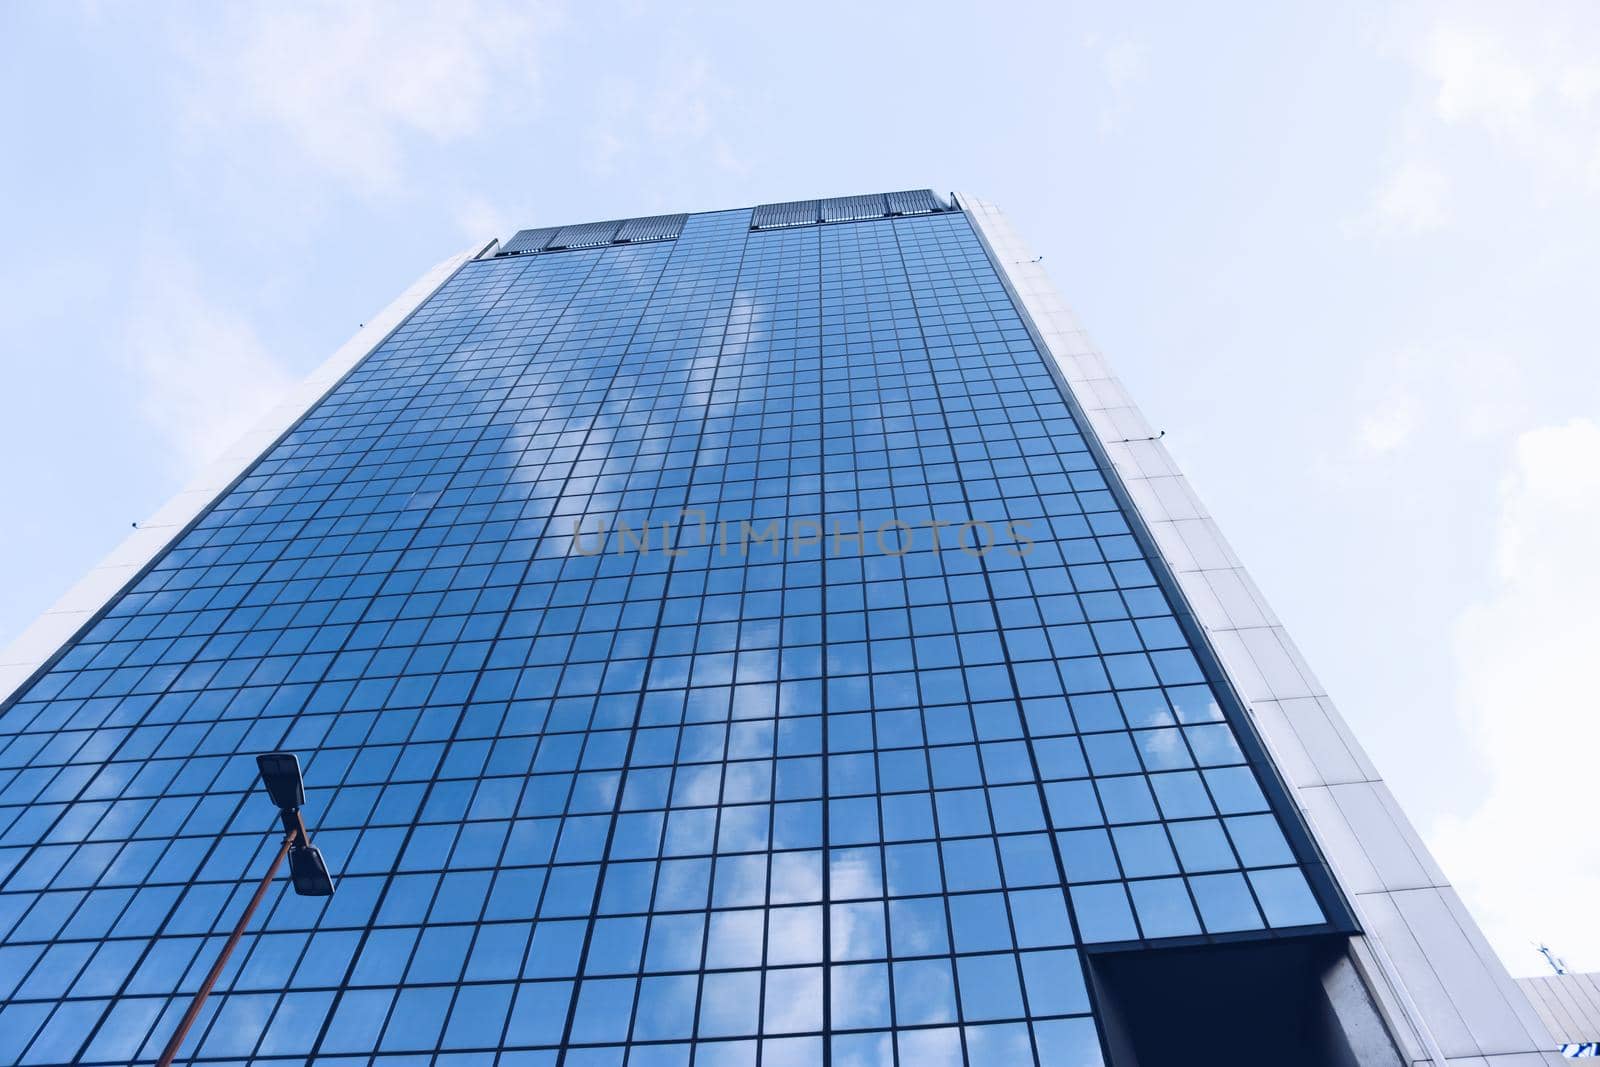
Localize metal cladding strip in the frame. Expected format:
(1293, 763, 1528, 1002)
(0, 245, 490, 713)
(955, 191, 1565, 1066)
(1519, 973, 1600, 1045)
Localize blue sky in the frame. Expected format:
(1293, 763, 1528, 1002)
(3, 1, 1597, 975)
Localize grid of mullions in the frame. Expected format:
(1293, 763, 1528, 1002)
(0, 207, 1330, 1067)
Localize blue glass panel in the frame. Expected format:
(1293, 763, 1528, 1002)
(0, 201, 1341, 1065)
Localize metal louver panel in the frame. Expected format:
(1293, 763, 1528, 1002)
(820, 194, 887, 223)
(885, 189, 943, 216)
(501, 193, 948, 253)
(614, 214, 688, 243)
(752, 200, 820, 230)
(498, 227, 560, 255)
(548, 220, 623, 249)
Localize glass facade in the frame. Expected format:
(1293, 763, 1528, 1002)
(0, 195, 1343, 1065)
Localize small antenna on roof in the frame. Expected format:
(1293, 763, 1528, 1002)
(1536, 943, 1569, 975)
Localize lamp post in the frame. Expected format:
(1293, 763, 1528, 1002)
(154, 751, 335, 1067)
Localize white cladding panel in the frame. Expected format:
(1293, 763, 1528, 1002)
(957, 193, 1562, 1066)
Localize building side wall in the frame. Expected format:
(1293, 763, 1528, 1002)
(0, 248, 484, 711)
(958, 192, 1561, 1067)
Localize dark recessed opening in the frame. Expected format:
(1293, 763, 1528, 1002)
(1087, 936, 1402, 1067)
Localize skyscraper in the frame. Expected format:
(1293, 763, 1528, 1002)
(0, 191, 1563, 1065)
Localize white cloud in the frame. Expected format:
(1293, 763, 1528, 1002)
(1345, 346, 1528, 460)
(1373, 161, 1450, 234)
(1406, 7, 1600, 181)
(1082, 32, 1146, 131)
(1361, 6, 1600, 238)
(454, 194, 522, 246)
(1355, 396, 1418, 456)
(123, 250, 295, 471)
(585, 55, 747, 179)
(1431, 418, 1600, 974)
(646, 57, 715, 145)
(1424, 25, 1541, 132)
(1558, 64, 1600, 108)
(181, 0, 552, 192)
(1080, 31, 1146, 93)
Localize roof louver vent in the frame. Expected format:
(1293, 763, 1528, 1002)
(497, 191, 956, 257)
(751, 200, 821, 230)
(499, 227, 560, 256)
(547, 220, 624, 250)
(615, 214, 688, 243)
(751, 189, 955, 231)
(821, 194, 888, 223)
(885, 189, 946, 216)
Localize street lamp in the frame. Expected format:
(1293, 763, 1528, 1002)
(154, 751, 336, 1067)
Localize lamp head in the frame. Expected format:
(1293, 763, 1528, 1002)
(256, 752, 305, 811)
(288, 845, 336, 897)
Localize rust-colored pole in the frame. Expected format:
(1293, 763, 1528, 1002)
(155, 833, 293, 1067)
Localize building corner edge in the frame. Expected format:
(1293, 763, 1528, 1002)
(0, 245, 487, 714)
(953, 191, 1562, 1065)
